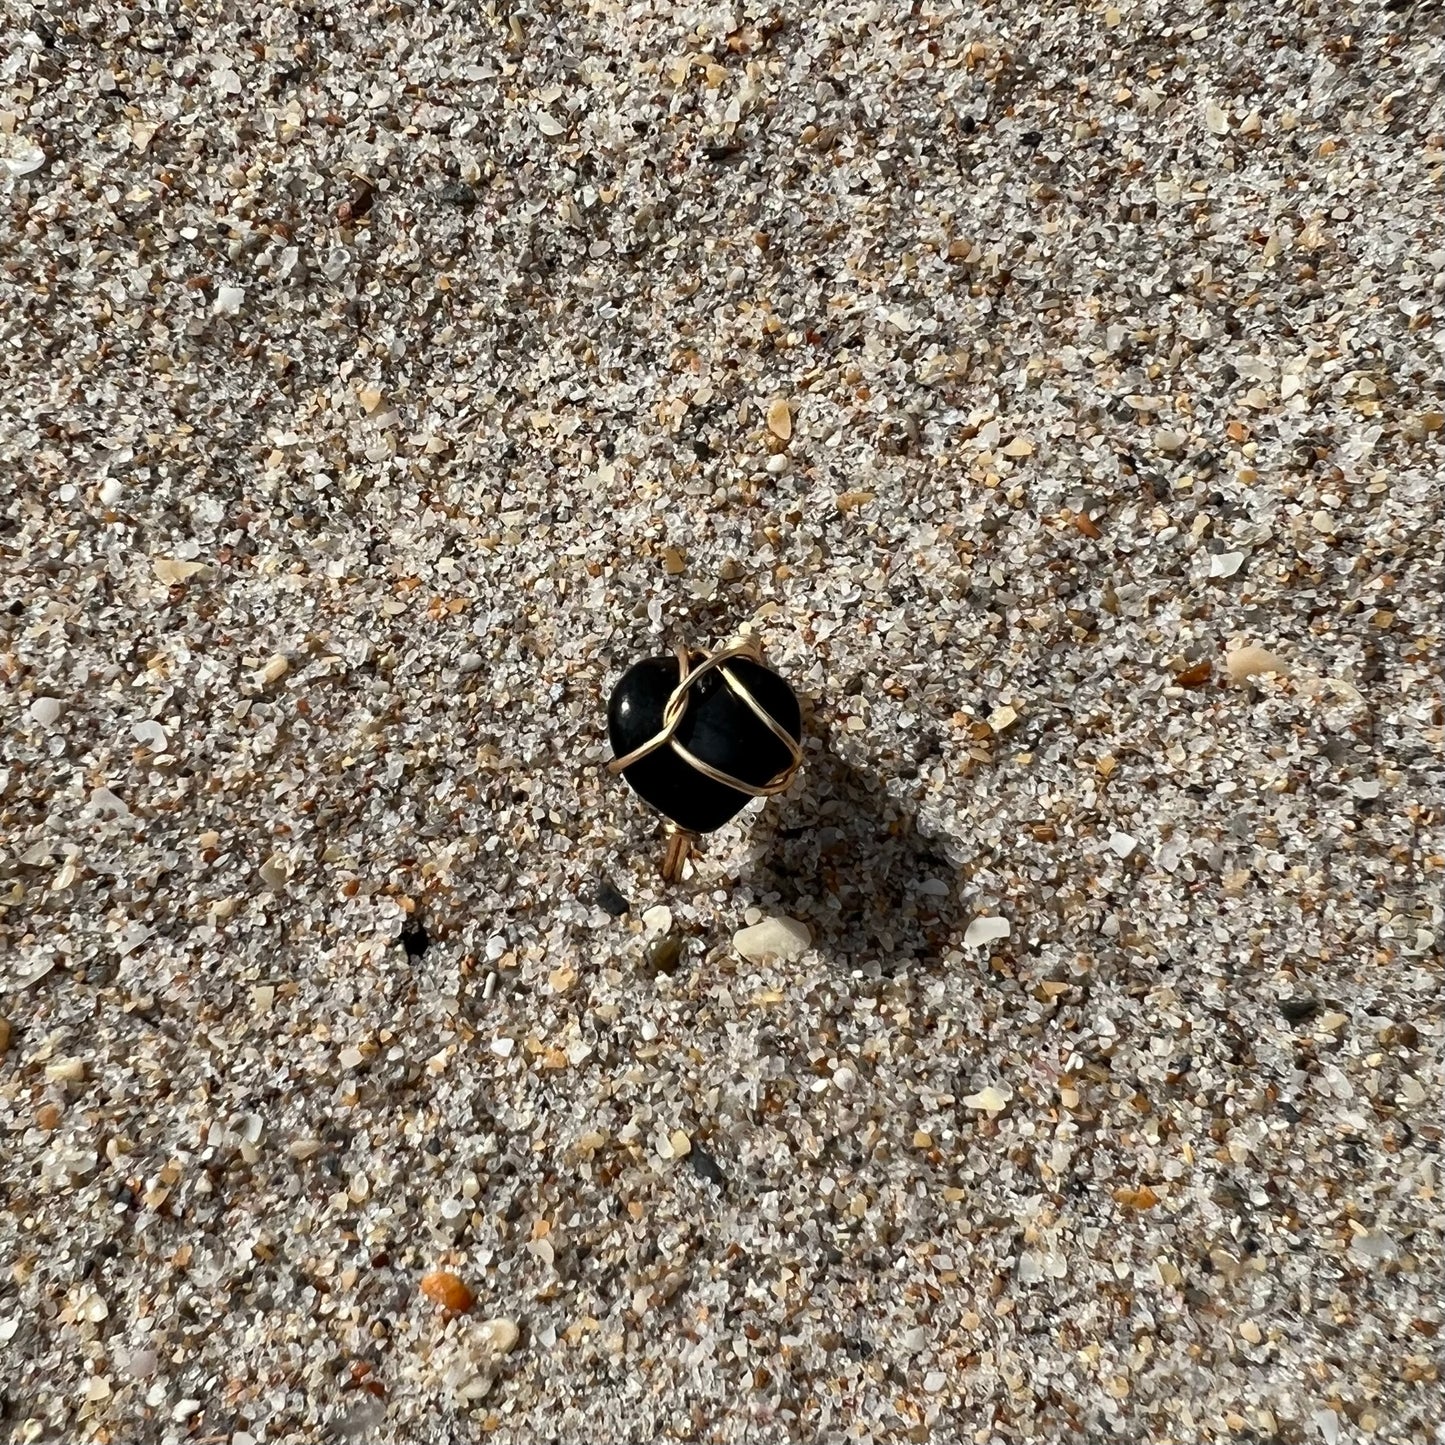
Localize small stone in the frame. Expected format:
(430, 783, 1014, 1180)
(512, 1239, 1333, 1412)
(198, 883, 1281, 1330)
(688, 1144, 727, 1189)
(420, 1270, 474, 1313)
(479, 1318, 520, 1356)
(593, 878, 630, 917)
(766, 397, 793, 441)
(213, 286, 245, 316)
(641, 904, 672, 935)
(357, 386, 384, 414)
(339, 1046, 365, 1069)
(661, 546, 686, 575)
(45, 1057, 86, 1084)
(645, 931, 685, 976)
(28, 696, 62, 727)
(173, 1399, 203, 1423)
(124, 1349, 158, 1380)
(1153, 428, 1187, 453)
(733, 915, 810, 962)
(963, 916, 1011, 949)
(1280, 995, 1318, 1023)
(1239, 1320, 1263, 1344)
(1001, 435, 1034, 458)
(259, 654, 290, 685)
(668, 1128, 692, 1159)
(0, 1018, 9, 1055)
(1206, 101, 1230, 135)
(258, 855, 291, 890)
(962, 1083, 1012, 1114)
(1108, 831, 1138, 858)
(458, 653, 484, 673)
(1226, 645, 1288, 682)
(924, 1370, 947, 1393)
(537, 112, 566, 137)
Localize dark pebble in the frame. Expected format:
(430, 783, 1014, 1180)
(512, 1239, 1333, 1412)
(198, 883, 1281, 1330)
(593, 878, 630, 917)
(688, 1144, 727, 1190)
(398, 920, 429, 959)
(439, 182, 477, 208)
(1279, 995, 1318, 1023)
(645, 931, 685, 976)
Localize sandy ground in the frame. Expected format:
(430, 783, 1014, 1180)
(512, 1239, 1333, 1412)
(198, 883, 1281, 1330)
(3, 0, 1444, 1441)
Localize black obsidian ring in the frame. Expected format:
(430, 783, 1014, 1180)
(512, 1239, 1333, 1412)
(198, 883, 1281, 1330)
(607, 637, 804, 880)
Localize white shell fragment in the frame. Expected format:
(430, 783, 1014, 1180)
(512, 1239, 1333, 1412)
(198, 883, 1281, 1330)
(131, 720, 168, 750)
(28, 697, 63, 727)
(963, 916, 1011, 949)
(963, 1084, 1013, 1115)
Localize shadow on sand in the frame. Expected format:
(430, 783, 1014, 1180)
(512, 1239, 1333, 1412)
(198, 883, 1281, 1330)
(749, 745, 969, 976)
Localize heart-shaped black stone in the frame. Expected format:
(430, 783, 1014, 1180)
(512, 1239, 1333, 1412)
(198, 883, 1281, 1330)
(608, 654, 802, 834)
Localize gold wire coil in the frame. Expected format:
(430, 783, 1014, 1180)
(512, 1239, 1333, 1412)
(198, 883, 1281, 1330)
(608, 637, 804, 800)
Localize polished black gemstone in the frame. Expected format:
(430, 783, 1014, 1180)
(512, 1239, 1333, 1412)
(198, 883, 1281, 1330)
(608, 654, 802, 834)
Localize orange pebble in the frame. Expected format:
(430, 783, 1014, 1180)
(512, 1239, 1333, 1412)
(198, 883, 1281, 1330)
(420, 1270, 474, 1313)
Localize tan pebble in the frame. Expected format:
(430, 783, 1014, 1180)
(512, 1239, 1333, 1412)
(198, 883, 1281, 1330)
(420, 1269, 474, 1312)
(45, 1057, 86, 1084)
(1226, 645, 1288, 682)
(357, 386, 383, 414)
(152, 557, 207, 584)
(1112, 1184, 1160, 1210)
(669, 1128, 691, 1159)
(1420, 410, 1444, 432)
(661, 546, 686, 575)
(1239, 1320, 1263, 1344)
(0, 1017, 9, 1055)
(479, 1318, 520, 1355)
(260, 654, 290, 685)
(766, 397, 793, 441)
(36, 1102, 63, 1130)
(1001, 436, 1034, 458)
(733, 915, 810, 962)
(835, 490, 876, 512)
(548, 966, 577, 993)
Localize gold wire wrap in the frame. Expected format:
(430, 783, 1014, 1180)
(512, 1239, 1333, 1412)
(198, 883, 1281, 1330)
(607, 636, 804, 800)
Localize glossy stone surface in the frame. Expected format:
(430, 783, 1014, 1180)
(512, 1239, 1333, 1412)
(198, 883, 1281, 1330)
(608, 655, 802, 834)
